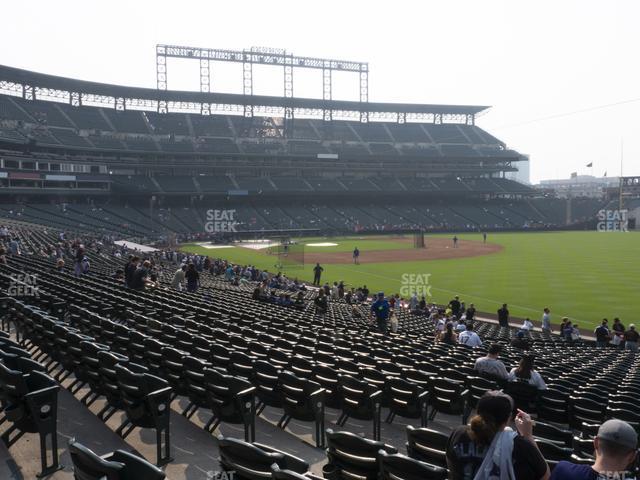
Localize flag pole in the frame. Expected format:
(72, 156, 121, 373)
(619, 137, 624, 211)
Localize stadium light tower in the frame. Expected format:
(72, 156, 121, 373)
(155, 44, 369, 120)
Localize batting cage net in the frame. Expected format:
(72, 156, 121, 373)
(413, 231, 425, 248)
(271, 238, 305, 270)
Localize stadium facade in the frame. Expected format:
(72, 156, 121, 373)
(0, 57, 607, 237)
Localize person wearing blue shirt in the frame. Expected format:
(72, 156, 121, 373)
(370, 292, 390, 334)
(551, 419, 637, 480)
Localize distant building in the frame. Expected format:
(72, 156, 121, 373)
(505, 155, 530, 185)
(537, 175, 619, 198)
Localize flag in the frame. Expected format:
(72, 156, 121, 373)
(570, 172, 577, 178)
(586, 162, 593, 167)
(603, 171, 607, 177)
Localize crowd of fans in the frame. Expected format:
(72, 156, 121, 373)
(1, 222, 639, 479)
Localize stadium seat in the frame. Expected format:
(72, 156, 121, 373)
(405, 426, 448, 469)
(277, 371, 326, 447)
(68, 438, 166, 480)
(218, 435, 309, 480)
(377, 450, 448, 480)
(384, 377, 429, 428)
(203, 368, 256, 442)
(0, 363, 61, 477)
(113, 364, 173, 465)
(427, 378, 469, 424)
(336, 375, 383, 441)
(324, 429, 396, 480)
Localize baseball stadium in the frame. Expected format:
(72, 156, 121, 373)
(0, 9, 640, 480)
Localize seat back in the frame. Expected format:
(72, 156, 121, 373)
(325, 429, 396, 480)
(429, 378, 466, 415)
(405, 426, 448, 469)
(338, 375, 380, 421)
(278, 371, 322, 421)
(378, 451, 447, 480)
(386, 378, 427, 421)
(218, 436, 285, 480)
(205, 368, 254, 423)
(68, 439, 124, 480)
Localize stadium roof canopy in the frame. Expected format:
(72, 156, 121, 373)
(0, 64, 489, 121)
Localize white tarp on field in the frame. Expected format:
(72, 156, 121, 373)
(113, 240, 159, 253)
(237, 240, 281, 250)
(194, 243, 235, 249)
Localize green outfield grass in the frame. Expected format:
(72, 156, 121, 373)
(181, 231, 639, 330)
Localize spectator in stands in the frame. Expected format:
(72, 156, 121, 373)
(293, 291, 305, 309)
(370, 292, 390, 335)
(184, 263, 200, 292)
(446, 391, 549, 480)
(311, 289, 326, 313)
(436, 322, 458, 345)
(521, 318, 534, 331)
(80, 256, 90, 275)
(511, 330, 531, 350)
(508, 355, 546, 390)
(8, 237, 20, 255)
(330, 282, 339, 301)
(171, 265, 187, 290)
(559, 317, 568, 334)
(55, 258, 65, 271)
(449, 295, 462, 319)
(345, 288, 353, 305)
(541, 308, 552, 333)
(465, 302, 476, 321)
(624, 324, 639, 351)
(594, 319, 611, 348)
(474, 344, 509, 380)
(418, 295, 427, 312)
(124, 255, 139, 287)
(571, 323, 581, 342)
(612, 317, 625, 348)
(550, 419, 637, 480)
(73, 245, 85, 276)
(497, 303, 509, 327)
(409, 293, 418, 312)
(112, 269, 124, 281)
(459, 323, 483, 347)
(562, 320, 574, 341)
(130, 260, 150, 291)
(312, 263, 323, 286)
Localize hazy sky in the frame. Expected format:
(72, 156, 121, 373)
(2, 0, 639, 183)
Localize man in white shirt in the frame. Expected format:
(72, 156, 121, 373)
(474, 344, 509, 380)
(541, 308, 551, 333)
(458, 323, 483, 347)
(521, 318, 534, 331)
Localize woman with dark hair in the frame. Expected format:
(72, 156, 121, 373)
(446, 391, 549, 480)
(437, 322, 457, 345)
(508, 355, 547, 390)
(185, 263, 200, 293)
